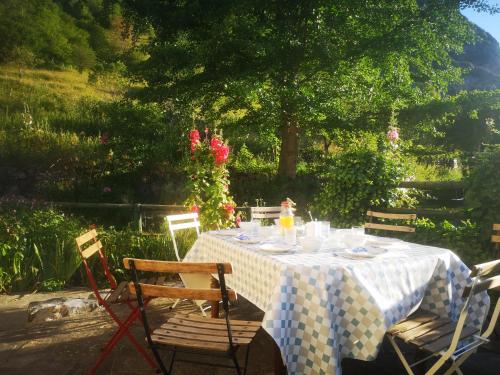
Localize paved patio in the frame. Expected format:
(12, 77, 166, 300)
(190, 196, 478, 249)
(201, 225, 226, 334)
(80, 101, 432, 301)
(0, 289, 498, 374)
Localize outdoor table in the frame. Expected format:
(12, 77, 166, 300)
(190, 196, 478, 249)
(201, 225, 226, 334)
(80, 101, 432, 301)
(183, 229, 489, 375)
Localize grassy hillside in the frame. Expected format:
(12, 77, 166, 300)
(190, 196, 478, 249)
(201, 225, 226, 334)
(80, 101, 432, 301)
(0, 65, 123, 120)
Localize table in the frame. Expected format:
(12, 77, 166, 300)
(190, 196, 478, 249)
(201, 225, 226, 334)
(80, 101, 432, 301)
(184, 230, 489, 375)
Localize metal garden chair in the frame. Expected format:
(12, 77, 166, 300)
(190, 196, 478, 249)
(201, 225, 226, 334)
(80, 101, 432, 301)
(165, 212, 212, 316)
(365, 210, 416, 234)
(386, 259, 500, 375)
(124, 258, 260, 375)
(75, 229, 160, 374)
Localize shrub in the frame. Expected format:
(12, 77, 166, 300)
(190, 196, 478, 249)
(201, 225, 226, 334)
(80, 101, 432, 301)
(465, 146, 500, 244)
(406, 218, 491, 267)
(313, 146, 407, 227)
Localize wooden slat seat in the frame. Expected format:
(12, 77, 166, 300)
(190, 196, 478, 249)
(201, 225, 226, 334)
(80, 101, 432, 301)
(388, 309, 479, 353)
(151, 314, 260, 352)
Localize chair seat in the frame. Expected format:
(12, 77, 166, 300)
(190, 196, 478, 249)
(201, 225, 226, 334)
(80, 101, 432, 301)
(150, 314, 261, 352)
(388, 309, 479, 353)
(106, 277, 166, 304)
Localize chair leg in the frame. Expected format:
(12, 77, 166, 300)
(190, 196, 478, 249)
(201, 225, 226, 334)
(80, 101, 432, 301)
(387, 336, 415, 375)
(198, 303, 207, 317)
(244, 345, 251, 375)
(442, 351, 474, 375)
(230, 349, 242, 375)
(170, 298, 180, 309)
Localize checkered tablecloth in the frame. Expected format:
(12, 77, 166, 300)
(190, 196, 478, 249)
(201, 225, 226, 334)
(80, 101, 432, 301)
(184, 231, 489, 375)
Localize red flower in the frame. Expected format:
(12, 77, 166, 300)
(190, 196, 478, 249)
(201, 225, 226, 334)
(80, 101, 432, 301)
(190, 204, 199, 213)
(223, 203, 235, 215)
(189, 129, 200, 142)
(235, 215, 241, 228)
(210, 136, 223, 150)
(100, 133, 109, 145)
(214, 144, 230, 165)
(90, 224, 97, 229)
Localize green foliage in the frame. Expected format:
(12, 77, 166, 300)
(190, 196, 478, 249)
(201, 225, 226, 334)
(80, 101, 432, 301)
(0, 0, 96, 69)
(0, 206, 83, 292)
(313, 144, 407, 227)
(406, 218, 490, 267)
(0, 206, 189, 292)
(464, 146, 500, 242)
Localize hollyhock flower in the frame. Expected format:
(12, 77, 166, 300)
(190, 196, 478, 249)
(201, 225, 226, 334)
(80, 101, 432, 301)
(100, 133, 109, 145)
(190, 204, 199, 213)
(189, 129, 200, 142)
(235, 215, 241, 228)
(210, 136, 223, 150)
(214, 144, 230, 165)
(387, 127, 399, 142)
(103, 187, 112, 193)
(223, 203, 235, 216)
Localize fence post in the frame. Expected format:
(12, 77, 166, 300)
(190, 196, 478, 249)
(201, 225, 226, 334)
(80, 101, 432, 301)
(133, 203, 143, 233)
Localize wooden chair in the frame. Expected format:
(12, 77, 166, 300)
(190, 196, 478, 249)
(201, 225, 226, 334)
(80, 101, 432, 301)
(492, 224, 500, 256)
(364, 210, 416, 234)
(386, 259, 500, 375)
(123, 258, 260, 375)
(165, 213, 211, 316)
(75, 229, 161, 374)
(250, 206, 281, 222)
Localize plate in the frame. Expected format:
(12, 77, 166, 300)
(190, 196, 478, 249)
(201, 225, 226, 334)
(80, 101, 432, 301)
(258, 243, 292, 253)
(341, 246, 387, 259)
(233, 234, 260, 244)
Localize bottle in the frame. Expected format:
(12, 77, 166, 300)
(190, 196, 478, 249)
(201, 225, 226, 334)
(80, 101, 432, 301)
(279, 200, 294, 230)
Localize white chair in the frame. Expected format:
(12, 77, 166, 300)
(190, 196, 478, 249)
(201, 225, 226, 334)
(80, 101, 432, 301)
(250, 206, 281, 222)
(165, 212, 211, 316)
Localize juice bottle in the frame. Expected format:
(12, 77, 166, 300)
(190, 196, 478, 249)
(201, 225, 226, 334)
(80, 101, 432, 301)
(279, 200, 294, 230)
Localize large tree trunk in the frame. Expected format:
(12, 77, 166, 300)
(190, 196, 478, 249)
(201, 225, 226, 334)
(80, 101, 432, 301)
(278, 98, 299, 179)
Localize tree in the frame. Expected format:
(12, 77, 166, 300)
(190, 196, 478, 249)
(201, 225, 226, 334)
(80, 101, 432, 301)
(123, 0, 497, 179)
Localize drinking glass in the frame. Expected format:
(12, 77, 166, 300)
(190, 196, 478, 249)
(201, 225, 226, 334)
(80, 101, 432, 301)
(319, 221, 330, 239)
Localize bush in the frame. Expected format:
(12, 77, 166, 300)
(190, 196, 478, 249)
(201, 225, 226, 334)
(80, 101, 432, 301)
(0, 206, 192, 292)
(313, 147, 407, 227)
(406, 218, 491, 267)
(465, 146, 500, 244)
(0, 206, 83, 292)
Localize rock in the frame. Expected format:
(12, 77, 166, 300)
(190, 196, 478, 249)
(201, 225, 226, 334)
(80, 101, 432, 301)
(27, 297, 99, 323)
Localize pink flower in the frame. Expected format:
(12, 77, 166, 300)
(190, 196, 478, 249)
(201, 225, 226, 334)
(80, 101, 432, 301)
(189, 129, 200, 142)
(205, 127, 209, 134)
(235, 215, 241, 228)
(103, 187, 112, 193)
(210, 136, 223, 150)
(100, 133, 109, 145)
(190, 204, 199, 213)
(223, 203, 235, 215)
(387, 127, 399, 142)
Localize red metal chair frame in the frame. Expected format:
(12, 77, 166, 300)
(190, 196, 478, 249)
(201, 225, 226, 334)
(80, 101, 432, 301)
(76, 229, 157, 374)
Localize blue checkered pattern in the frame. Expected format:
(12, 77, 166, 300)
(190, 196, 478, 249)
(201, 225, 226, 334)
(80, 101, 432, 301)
(185, 233, 489, 375)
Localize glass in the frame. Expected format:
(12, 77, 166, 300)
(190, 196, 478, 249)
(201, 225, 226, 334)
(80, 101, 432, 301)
(319, 221, 330, 238)
(350, 226, 365, 236)
(284, 227, 297, 245)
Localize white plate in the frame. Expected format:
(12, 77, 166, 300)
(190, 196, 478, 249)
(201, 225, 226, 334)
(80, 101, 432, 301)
(234, 236, 261, 244)
(258, 243, 292, 253)
(341, 246, 387, 259)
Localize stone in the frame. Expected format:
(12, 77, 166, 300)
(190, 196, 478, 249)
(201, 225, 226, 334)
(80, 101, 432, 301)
(27, 297, 99, 323)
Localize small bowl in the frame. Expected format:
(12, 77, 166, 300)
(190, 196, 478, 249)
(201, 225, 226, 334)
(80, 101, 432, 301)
(299, 236, 324, 252)
(343, 234, 367, 249)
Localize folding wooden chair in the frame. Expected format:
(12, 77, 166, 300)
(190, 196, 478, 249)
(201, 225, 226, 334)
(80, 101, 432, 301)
(75, 229, 160, 374)
(165, 213, 212, 316)
(364, 210, 416, 234)
(250, 206, 281, 222)
(386, 259, 500, 375)
(123, 258, 261, 375)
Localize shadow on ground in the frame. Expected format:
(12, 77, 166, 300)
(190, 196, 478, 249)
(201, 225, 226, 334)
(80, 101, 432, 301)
(0, 289, 498, 374)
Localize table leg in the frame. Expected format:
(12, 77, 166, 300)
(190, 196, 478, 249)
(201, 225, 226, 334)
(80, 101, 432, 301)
(210, 277, 220, 318)
(273, 342, 287, 375)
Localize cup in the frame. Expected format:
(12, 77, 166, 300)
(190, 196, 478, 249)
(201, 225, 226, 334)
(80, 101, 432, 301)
(284, 227, 297, 245)
(319, 221, 330, 239)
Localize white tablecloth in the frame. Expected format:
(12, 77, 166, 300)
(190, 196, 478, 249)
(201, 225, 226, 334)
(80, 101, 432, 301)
(184, 231, 489, 375)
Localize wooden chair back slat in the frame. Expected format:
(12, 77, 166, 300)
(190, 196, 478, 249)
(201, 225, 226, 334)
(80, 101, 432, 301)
(470, 259, 500, 278)
(128, 282, 237, 301)
(364, 222, 415, 233)
(463, 275, 500, 298)
(81, 240, 103, 259)
(76, 229, 98, 246)
(366, 210, 416, 220)
(365, 210, 416, 234)
(251, 206, 281, 220)
(493, 223, 500, 231)
(123, 258, 233, 274)
(492, 235, 500, 244)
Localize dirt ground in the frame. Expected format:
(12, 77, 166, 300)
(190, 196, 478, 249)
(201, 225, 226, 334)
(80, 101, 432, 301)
(0, 289, 499, 375)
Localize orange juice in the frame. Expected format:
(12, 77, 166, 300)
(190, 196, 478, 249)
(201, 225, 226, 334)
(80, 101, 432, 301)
(279, 215, 294, 229)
